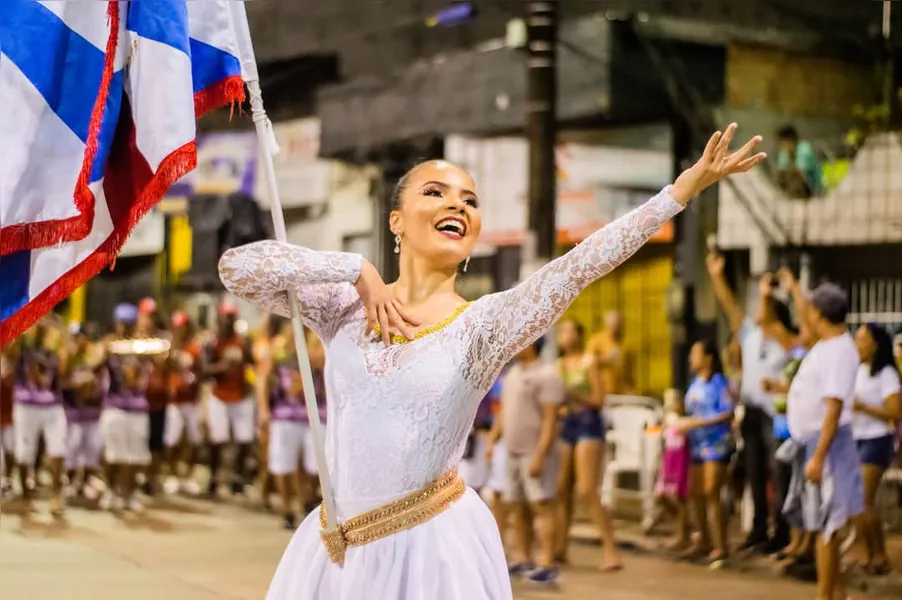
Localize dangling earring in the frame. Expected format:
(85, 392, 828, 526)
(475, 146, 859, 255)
(463, 256, 470, 272)
(394, 234, 401, 254)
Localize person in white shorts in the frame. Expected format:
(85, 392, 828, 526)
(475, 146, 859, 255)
(259, 326, 327, 529)
(163, 312, 203, 496)
(62, 325, 105, 501)
(203, 303, 255, 497)
(100, 304, 152, 512)
(65, 406, 104, 500)
(498, 337, 563, 584)
(14, 324, 68, 515)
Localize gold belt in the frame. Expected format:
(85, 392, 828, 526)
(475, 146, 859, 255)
(319, 468, 465, 565)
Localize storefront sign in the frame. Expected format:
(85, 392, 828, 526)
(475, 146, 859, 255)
(445, 135, 674, 245)
(255, 118, 332, 209)
(167, 131, 258, 199)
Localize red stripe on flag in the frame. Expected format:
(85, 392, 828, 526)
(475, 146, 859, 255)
(0, 1, 120, 257)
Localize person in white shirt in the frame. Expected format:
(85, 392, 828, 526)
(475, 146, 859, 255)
(784, 283, 863, 600)
(707, 256, 796, 552)
(851, 323, 901, 575)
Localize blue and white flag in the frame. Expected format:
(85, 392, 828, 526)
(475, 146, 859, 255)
(0, 0, 259, 346)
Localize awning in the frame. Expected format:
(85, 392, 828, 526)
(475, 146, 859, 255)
(317, 17, 614, 157)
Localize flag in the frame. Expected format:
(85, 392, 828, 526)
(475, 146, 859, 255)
(0, 0, 255, 347)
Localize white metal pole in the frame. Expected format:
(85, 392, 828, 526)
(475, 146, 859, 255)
(245, 79, 338, 532)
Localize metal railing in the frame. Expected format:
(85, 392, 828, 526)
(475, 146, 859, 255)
(847, 279, 902, 333)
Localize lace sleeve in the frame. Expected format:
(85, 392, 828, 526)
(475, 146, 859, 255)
(473, 187, 683, 368)
(218, 240, 363, 341)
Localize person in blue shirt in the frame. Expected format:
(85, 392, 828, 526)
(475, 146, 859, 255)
(776, 125, 823, 198)
(679, 338, 735, 562)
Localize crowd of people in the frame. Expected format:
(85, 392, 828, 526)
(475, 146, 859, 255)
(453, 253, 901, 597)
(0, 298, 327, 530)
(652, 256, 900, 599)
(456, 313, 631, 585)
(2, 258, 901, 597)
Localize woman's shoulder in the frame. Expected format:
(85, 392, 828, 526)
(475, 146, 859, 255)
(877, 364, 902, 386)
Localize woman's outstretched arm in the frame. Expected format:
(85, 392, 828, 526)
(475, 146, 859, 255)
(218, 240, 363, 341)
(473, 124, 765, 368)
(474, 187, 683, 364)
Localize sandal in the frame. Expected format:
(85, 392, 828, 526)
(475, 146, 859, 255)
(708, 549, 729, 562)
(664, 538, 691, 553)
(680, 544, 711, 561)
(867, 561, 892, 576)
(600, 559, 624, 573)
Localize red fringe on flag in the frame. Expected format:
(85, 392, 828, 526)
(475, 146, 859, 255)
(0, 1, 121, 257)
(195, 75, 246, 119)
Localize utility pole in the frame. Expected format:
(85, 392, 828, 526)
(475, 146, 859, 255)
(882, 0, 897, 129)
(523, 1, 558, 279)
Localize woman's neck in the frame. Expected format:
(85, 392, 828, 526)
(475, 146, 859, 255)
(697, 368, 713, 381)
(393, 254, 458, 305)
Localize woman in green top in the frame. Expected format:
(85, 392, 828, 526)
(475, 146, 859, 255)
(554, 319, 622, 572)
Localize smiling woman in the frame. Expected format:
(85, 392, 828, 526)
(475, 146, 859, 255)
(217, 124, 765, 600)
(388, 160, 482, 277)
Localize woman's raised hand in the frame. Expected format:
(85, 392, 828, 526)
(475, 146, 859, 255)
(670, 123, 766, 206)
(355, 260, 419, 346)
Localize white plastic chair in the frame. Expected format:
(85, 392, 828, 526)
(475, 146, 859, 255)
(600, 395, 663, 528)
(880, 465, 902, 532)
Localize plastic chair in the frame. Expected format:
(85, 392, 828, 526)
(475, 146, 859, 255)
(600, 395, 663, 528)
(879, 465, 902, 532)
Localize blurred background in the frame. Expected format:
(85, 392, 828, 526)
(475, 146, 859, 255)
(7, 2, 902, 599)
(59, 0, 902, 396)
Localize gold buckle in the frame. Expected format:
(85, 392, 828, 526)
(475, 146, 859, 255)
(320, 525, 347, 565)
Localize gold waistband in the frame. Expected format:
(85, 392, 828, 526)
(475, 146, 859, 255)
(319, 468, 465, 565)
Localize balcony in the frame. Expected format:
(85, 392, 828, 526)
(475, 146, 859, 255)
(717, 132, 902, 249)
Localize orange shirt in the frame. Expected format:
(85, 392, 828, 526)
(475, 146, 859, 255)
(587, 331, 631, 395)
(170, 343, 201, 404)
(211, 336, 249, 403)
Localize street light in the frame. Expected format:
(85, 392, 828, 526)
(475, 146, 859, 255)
(425, 1, 476, 28)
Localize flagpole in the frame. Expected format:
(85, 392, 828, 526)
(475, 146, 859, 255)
(245, 80, 338, 533)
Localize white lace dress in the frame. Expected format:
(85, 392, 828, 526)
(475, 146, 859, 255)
(218, 188, 683, 600)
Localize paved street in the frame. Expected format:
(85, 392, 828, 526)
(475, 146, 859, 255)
(0, 496, 882, 600)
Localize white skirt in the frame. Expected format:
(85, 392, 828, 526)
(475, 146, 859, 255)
(266, 487, 512, 600)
